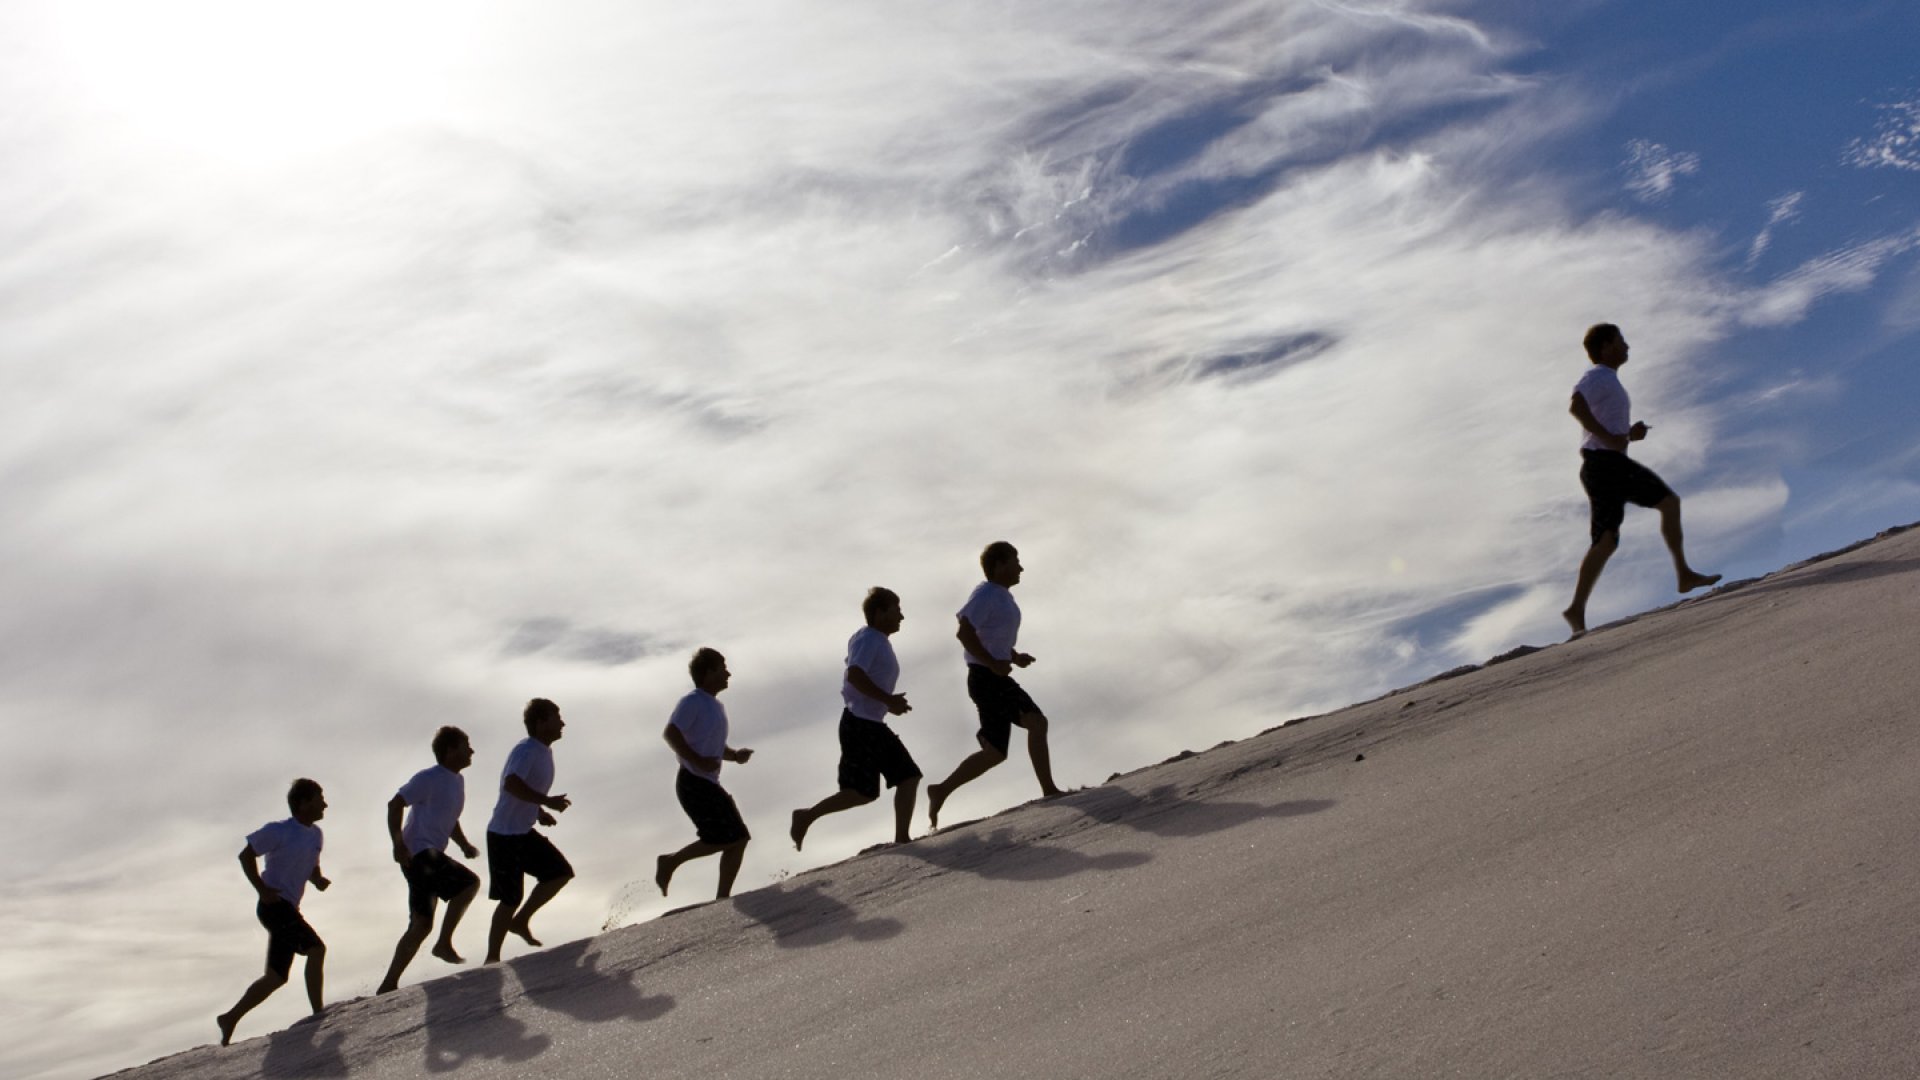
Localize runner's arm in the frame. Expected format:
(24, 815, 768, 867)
(663, 723, 721, 774)
(1569, 392, 1630, 451)
(238, 845, 281, 903)
(956, 616, 1012, 676)
(847, 664, 911, 714)
(387, 795, 410, 864)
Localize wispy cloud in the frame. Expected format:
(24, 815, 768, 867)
(1747, 191, 1804, 266)
(1844, 96, 1920, 171)
(1742, 225, 1920, 326)
(1623, 138, 1702, 202)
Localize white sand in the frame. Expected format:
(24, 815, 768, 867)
(111, 524, 1920, 1079)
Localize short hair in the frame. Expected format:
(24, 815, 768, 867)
(980, 541, 1018, 576)
(689, 647, 726, 684)
(523, 698, 559, 735)
(431, 725, 468, 761)
(1583, 323, 1621, 361)
(287, 778, 322, 813)
(862, 587, 900, 623)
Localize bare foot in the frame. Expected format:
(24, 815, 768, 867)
(431, 942, 465, 965)
(216, 1012, 238, 1047)
(508, 921, 542, 948)
(375, 982, 398, 995)
(655, 854, 676, 896)
(1562, 606, 1587, 639)
(790, 809, 811, 852)
(926, 783, 948, 831)
(1678, 571, 1721, 593)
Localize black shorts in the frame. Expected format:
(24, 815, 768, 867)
(1580, 449, 1674, 544)
(967, 665, 1043, 755)
(256, 899, 322, 978)
(676, 768, 750, 846)
(402, 848, 479, 918)
(836, 709, 922, 799)
(486, 830, 573, 906)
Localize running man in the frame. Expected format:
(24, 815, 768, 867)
(927, 541, 1065, 830)
(657, 647, 755, 900)
(483, 699, 573, 964)
(791, 587, 922, 851)
(1564, 323, 1720, 637)
(376, 726, 482, 994)
(216, 778, 331, 1046)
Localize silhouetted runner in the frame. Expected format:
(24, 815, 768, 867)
(927, 541, 1065, 830)
(483, 699, 573, 964)
(791, 587, 922, 851)
(216, 779, 331, 1046)
(376, 726, 482, 994)
(1564, 323, 1720, 637)
(657, 648, 755, 900)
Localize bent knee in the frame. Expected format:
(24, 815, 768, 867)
(1021, 712, 1049, 734)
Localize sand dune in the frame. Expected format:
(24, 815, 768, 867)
(112, 524, 1920, 1079)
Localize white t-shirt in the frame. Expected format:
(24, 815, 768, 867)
(1574, 365, 1631, 452)
(396, 764, 465, 855)
(842, 626, 901, 724)
(487, 737, 555, 836)
(247, 818, 324, 909)
(669, 689, 729, 783)
(957, 581, 1021, 667)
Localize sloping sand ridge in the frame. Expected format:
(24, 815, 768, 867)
(115, 524, 1920, 1079)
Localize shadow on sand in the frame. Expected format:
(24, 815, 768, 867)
(897, 827, 1152, 881)
(1067, 784, 1335, 837)
(732, 878, 905, 948)
(417, 943, 673, 1073)
(510, 938, 676, 1026)
(260, 1014, 347, 1078)
(1723, 557, 1920, 598)
(420, 964, 551, 1073)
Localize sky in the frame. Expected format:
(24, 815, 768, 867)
(2, 1, 1915, 1077)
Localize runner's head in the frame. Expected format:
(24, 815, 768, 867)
(1583, 323, 1627, 367)
(432, 725, 474, 769)
(523, 698, 564, 743)
(981, 541, 1022, 586)
(690, 647, 730, 693)
(863, 587, 903, 633)
(287, 777, 326, 822)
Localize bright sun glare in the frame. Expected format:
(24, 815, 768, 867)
(51, 1, 468, 160)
